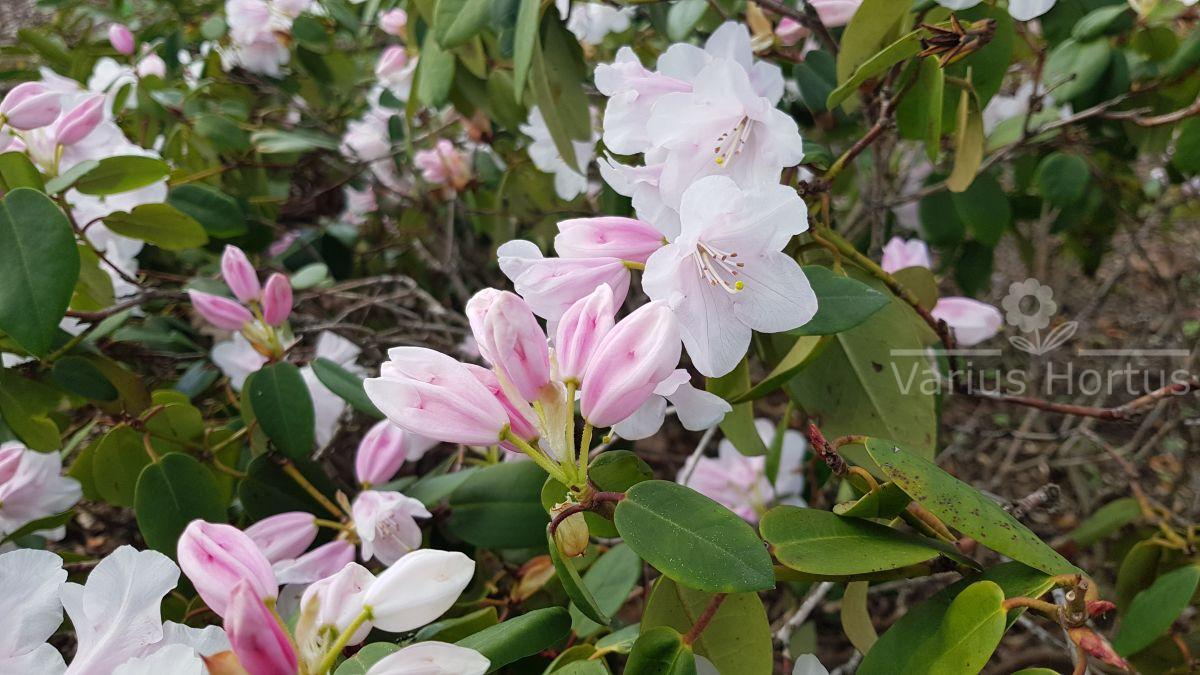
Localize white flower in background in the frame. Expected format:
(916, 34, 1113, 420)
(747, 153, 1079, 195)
(341, 185, 379, 226)
(376, 46, 418, 102)
(0, 549, 68, 674)
(0, 441, 81, 541)
(556, 0, 633, 44)
(222, 0, 311, 75)
(520, 107, 597, 201)
(679, 418, 807, 522)
(934, 0, 1056, 21)
(211, 332, 270, 391)
(342, 104, 404, 191)
(642, 176, 816, 377)
(301, 331, 364, 447)
(981, 80, 1070, 135)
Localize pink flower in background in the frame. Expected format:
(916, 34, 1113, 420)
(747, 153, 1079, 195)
(355, 420, 438, 486)
(0, 441, 81, 539)
(108, 24, 136, 55)
(878, 236, 1003, 346)
(380, 9, 408, 36)
(261, 273, 293, 326)
(352, 490, 431, 565)
(0, 82, 61, 130)
(415, 139, 471, 191)
(188, 290, 255, 331)
(224, 580, 298, 675)
(810, 0, 861, 27)
(221, 245, 261, 303)
(774, 18, 806, 47)
(679, 419, 807, 522)
(642, 175, 816, 377)
(496, 240, 631, 322)
(243, 512, 318, 563)
(54, 95, 105, 146)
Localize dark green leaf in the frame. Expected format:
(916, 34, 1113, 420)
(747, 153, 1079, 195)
(332, 643, 401, 675)
(247, 363, 315, 459)
(167, 184, 247, 238)
(950, 172, 1010, 246)
(548, 528, 609, 626)
(73, 156, 170, 196)
(0, 151, 44, 191)
(311, 357, 384, 418)
(51, 356, 118, 401)
(836, 0, 913, 89)
(791, 265, 891, 336)
(1069, 497, 1140, 546)
(642, 577, 772, 675)
(0, 368, 61, 451)
(571, 543, 641, 637)
(1113, 565, 1200, 656)
(238, 454, 339, 521)
(828, 30, 922, 110)
(448, 460, 549, 548)
(1043, 38, 1111, 103)
(456, 607, 571, 673)
(102, 203, 209, 250)
(435, 0, 491, 48)
(92, 426, 153, 507)
(1035, 152, 1090, 207)
(1171, 118, 1200, 175)
(512, 0, 541, 102)
(626, 627, 696, 675)
(417, 31, 457, 106)
(135, 453, 227, 557)
(416, 607, 499, 643)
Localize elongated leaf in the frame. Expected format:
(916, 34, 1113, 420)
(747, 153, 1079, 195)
(828, 30, 922, 109)
(168, 184, 246, 238)
(435, 0, 490, 48)
(512, 0, 541, 101)
(865, 439, 1077, 575)
(642, 577, 772, 675)
(417, 30, 456, 106)
(841, 581, 877, 654)
(51, 356, 118, 401)
(707, 359, 769, 456)
(730, 336, 823, 404)
(333, 644, 401, 675)
(239, 454, 339, 521)
(614, 480, 774, 593)
(626, 627, 696, 675)
(0, 188, 79, 356)
(761, 506, 976, 576)
(947, 83, 984, 193)
(836, 0, 913, 84)
(1069, 498, 1140, 546)
(571, 543, 641, 637)
(311, 357, 384, 418)
(416, 607, 499, 643)
(1112, 565, 1200, 656)
(548, 528, 609, 626)
(0, 151, 44, 191)
(457, 607, 571, 673)
(135, 453, 227, 557)
(448, 461, 549, 548)
(1116, 540, 1163, 610)
(790, 265, 890, 336)
(1043, 38, 1112, 103)
(247, 363, 315, 459)
(102, 203, 209, 250)
(74, 156, 169, 196)
(925, 581, 1006, 674)
(251, 129, 340, 154)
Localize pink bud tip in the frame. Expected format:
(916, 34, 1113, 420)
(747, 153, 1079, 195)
(108, 24, 136, 56)
(0, 82, 62, 131)
(225, 580, 298, 675)
(221, 245, 262, 304)
(579, 301, 681, 428)
(380, 9, 408, 36)
(188, 290, 254, 331)
(54, 95, 106, 147)
(178, 520, 278, 618)
(261, 273, 293, 326)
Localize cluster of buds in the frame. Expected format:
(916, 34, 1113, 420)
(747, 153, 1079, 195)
(188, 245, 294, 359)
(0, 83, 106, 159)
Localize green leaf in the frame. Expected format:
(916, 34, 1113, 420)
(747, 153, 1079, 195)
(167, 184, 247, 238)
(1112, 565, 1200, 656)
(405, 468, 478, 508)
(1171, 118, 1200, 175)
(1034, 152, 1090, 206)
(794, 50, 837, 115)
(860, 562, 1054, 675)
(1116, 540, 1164, 610)
(571, 543, 641, 637)
(548, 528, 609, 626)
(192, 113, 252, 154)
(0, 151, 44, 191)
(511, 0, 541, 102)
(1072, 5, 1129, 42)
(730, 336, 823, 404)
(239, 454, 339, 521)
(833, 481, 912, 519)
(102, 203, 209, 250)
(417, 30, 457, 106)
(528, 16, 591, 170)
(788, 266, 937, 468)
(0, 510, 73, 545)
(614, 480, 775, 593)
(310, 357, 384, 419)
(251, 129, 340, 154)
(828, 30, 922, 110)
(51, 356, 118, 401)
(865, 438, 1078, 575)
(947, 83, 984, 193)
(626, 627, 696, 675)
(71, 245, 114, 312)
(642, 577, 772, 675)
(841, 581, 877, 654)
(596, 624, 640, 654)
(0, 188, 79, 356)
(666, 0, 709, 42)
(950, 172, 1011, 246)
(1069, 497, 1141, 546)
(457, 607, 571, 673)
(448, 460, 550, 548)
(73, 156, 170, 196)
(43, 160, 99, 195)
(791, 265, 891, 336)
(92, 426, 153, 507)
(333, 643, 401, 675)
(707, 359, 769, 456)
(416, 607, 499, 643)
(1043, 38, 1112, 103)
(897, 57, 945, 160)
(543, 451, 652, 538)
(760, 506, 976, 576)
(0, 368, 61, 451)
(836, 0, 913, 86)
(435, 0, 490, 48)
(924, 581, 1006, 674)
(247, 363, 315, 459)
(135, 453, 227, 558)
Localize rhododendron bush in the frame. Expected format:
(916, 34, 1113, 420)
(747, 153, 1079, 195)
(0, 0, 1199, 672)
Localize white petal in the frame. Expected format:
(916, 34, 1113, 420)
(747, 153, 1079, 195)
(1008, 0, 1057, 21)
(112, 644, 204, 675)
(157, 622, 231, 657)
(934, 0, 983, 8)
(731, 252, 818, 334)
(665, 382, 731, 431)
(612, 395, 669, 440)
(0, 643, 66, 675)
(0, 548, 65, 658)
(792, 654, 830, 675)
(366, 642, 490, 675)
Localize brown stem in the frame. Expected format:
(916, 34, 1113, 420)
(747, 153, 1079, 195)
(1127, 95, 1200, 127)
(683, 593, 728, 646)
(1002, 596, 1061, 617)
(964, 378, 1199, 421)
(547, 491, 625, 536)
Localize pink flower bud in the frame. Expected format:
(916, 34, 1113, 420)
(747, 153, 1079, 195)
(580, 301, 681, 428)
(464, 288, 502, 364)
(880, 236, 932, 274)
(365, 347, 511, 446)
(225, 580, 298, 675)
(464, 364, 539, 443)
(379, 9, 408, 36)
(221, 246, 261, 303)
(497, 240, 631, 322)
(137, 53, 167, 79)
(362, 549, 475, 633)
(414, 139, 471, 191)
(188, 290, 255, 331)
(0, 82, 62, 131)
(367, 643, 490, 675)
(554, 217, 664, 264)
(108, 24, 136, 56)
(931, 297, 1003, 347)
(54, 95, 105, 147)
(812, 0, 862, 28)
(261, 273, 293, 326)
(775, 17, 807, 46)
(375, 45, 409, 84)
(352, 490, 430, 565)
(243, 512, 317, 563)
(178, 520, 278, 617)
(555, 285, 615, 384)
(273, 540, 356, 585)
(482, 292, 551, 402)
(300, 562, 375, 646)
(355, 420, 436, 486)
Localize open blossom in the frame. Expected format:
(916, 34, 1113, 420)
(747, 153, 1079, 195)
(415, 139, 472, 191)
(680, 418, 807, 521)
(0, 549, 69, 673)
(0, 441, 81, 539)
(935, 0, 1056, 21)
(880, 237, 1002, 346)
(520, 107, 597, 200)
(353, 490, 431, 565)
(556, 0, 633, 45)
(642, 175, 817, 378)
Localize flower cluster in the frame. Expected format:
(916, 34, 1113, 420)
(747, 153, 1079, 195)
(222, 0, 313, 76)
(189, 245, 295, 358)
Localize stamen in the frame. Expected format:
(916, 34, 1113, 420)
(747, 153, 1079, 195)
(694, 241, 746, 293)
(713, 117, 751, 167)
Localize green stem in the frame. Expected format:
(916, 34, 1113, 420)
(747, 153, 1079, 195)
(314, 517, 352, 531)
(44, 327, 92, 363)
(280, 459, 345, 518)
(502, 429, 569, 484)
(578, 423, 594, 484)
(565, 382, 578, 483)
(314, 607, 372, 674)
